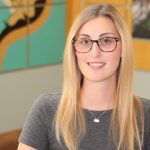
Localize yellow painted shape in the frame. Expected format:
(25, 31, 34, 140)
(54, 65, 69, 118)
(134, 40, 150, 70)
(116, 7, 132, 32)
(8, 6, 36, 26)
(116, 7, 126, 17)
(85, 0, 126, 5)
(126, 8, 132, 32)
(128, 0, 132, 6)
(66, 0, 81, 33)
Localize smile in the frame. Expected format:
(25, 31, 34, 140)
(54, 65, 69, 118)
(87, 62, 106, 70)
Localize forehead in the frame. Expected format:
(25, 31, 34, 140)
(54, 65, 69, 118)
(77, 16, 119, 38)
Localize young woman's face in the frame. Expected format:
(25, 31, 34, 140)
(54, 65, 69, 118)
(75, 16, 121, 83)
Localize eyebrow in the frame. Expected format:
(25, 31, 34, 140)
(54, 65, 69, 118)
(78, 33, 117, 38)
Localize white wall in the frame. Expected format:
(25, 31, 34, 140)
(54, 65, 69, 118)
(134, 70, 150, 99)
(0, 64, 63, 133)
(0, 64, 150, 133)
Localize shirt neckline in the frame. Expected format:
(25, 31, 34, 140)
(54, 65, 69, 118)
(83, 108, 113, 113)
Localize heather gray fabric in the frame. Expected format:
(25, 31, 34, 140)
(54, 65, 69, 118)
(18, 93, 150, 150)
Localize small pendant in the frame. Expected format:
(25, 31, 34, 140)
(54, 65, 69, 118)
(94, 118, 100, 123)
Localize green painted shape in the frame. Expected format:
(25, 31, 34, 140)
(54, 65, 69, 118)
(0, 1, 5, 7)
(0, 6, 11, 31)
(29, 5, 66, 66)
(3, 38, 27, 71)
(54, 0, 65, 2)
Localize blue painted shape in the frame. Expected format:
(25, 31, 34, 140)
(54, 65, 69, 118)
(3, 37, 27, 71)
(54, 0, 65, 2)
(29, 4, 66, 66)
(0, 7, 11, 32)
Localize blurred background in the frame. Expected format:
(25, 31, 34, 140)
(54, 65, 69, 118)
(0, 0, 150, 149)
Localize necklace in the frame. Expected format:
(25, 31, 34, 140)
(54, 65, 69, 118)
(88, 110, 106, 123)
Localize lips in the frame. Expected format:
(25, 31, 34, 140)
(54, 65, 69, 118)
(87, 62, 106, 70)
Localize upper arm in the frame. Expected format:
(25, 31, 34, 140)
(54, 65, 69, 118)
(18, 95, 50, 149)
(144, 100, 150, 150)
(17, 143, 37, 150)
(18, 94, 60, 149)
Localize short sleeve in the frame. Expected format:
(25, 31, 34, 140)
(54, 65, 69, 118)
(145, 107, 150, 150)
(143, 99, 150, 150)
(18, 94, 50, 150)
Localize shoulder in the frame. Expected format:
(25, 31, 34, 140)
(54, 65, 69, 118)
(140, 98, 150, 132)
(34, 92, 62, 108)
(18, 93, 62, 149)
(29, 93, 62, 119)
(140, 98, 150, 113)
(140, 99, 150, 147)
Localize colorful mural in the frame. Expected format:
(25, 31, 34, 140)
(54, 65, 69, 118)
(1, 0, 150, 72)
(0, 0, 66, 72)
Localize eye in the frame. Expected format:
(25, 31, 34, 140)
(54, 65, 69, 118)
(99, 37, 114, 44)
(78, 39, 91, 44)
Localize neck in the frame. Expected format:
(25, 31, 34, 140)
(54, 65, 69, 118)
(80, 77, 117, 111)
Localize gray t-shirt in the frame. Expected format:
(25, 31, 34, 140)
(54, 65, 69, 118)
(18, 93, 150, 150)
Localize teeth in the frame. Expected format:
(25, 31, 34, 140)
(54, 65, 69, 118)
(89, 62, 105, 67)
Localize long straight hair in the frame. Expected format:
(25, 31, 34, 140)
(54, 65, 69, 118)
(54, 4, 144, 150)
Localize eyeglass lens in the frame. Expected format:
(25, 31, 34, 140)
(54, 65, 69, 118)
(74, 37, 119, 53)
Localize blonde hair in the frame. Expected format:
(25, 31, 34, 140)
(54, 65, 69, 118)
(54, 4, 144, 150)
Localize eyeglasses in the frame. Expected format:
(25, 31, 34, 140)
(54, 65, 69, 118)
(72, 36, 120, 53)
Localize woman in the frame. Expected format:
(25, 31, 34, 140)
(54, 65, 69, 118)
(18, 3, 150, 150)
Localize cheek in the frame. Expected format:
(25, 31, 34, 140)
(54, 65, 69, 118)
(76, 53, 86, 64)
(76, 54, 87, 72)
(117, 42, 122, 58)
(76, 57, 84, 70)
(108, 49, 121, 70)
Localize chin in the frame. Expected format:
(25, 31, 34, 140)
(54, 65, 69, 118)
(84, 76, 106, 83)
(84, 72, 117, 83)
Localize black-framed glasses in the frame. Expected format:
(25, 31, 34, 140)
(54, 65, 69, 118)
(72, 36, 120, 53)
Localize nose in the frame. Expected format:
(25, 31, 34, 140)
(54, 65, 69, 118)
(90, 42, 102, 58)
